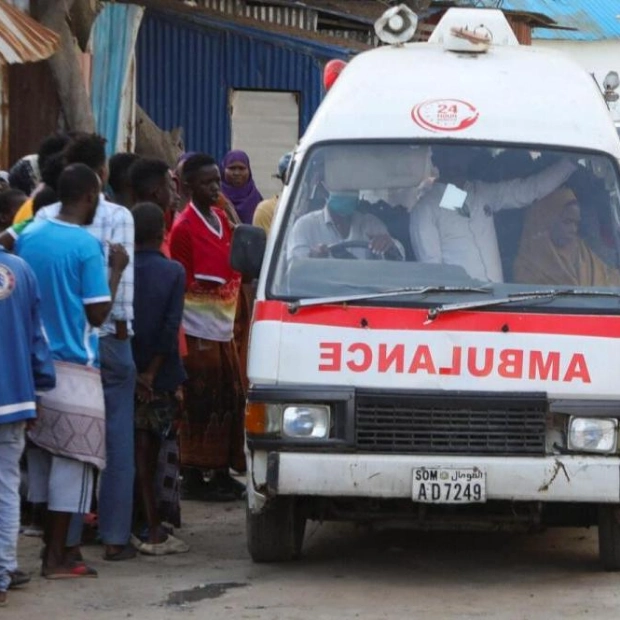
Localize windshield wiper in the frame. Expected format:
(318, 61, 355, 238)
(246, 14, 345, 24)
(287, 285, 492, 313)
(426, 289, 620, 322)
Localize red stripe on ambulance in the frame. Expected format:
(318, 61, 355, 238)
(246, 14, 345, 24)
(254, 301, 620, 339)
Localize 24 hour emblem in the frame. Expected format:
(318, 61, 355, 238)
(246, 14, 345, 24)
(412, 99, 479, 132)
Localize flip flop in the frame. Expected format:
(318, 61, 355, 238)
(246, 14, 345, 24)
(42, 562, 98, 580)
(103, 543, 137, 562)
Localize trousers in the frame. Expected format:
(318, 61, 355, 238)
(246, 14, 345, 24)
(96, 336, 136, 545)
(0, 422, 25, 592)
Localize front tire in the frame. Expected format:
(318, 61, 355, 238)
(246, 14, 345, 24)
(246, 497, 306, 563)
(598, 505, 620, 571)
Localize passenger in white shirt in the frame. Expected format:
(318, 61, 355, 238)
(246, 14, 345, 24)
(288, 191, 404, 261)
(409, 147, 576, 282)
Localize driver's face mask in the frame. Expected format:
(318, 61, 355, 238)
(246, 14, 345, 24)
(328, 192, 359, 217)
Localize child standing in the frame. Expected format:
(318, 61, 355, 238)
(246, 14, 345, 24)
(130, 203, 189, 555)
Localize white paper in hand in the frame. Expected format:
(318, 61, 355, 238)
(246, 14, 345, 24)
(439, 184, 468, 211)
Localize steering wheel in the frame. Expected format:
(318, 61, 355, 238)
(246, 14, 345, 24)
(327, 240, 379, 260)
(326, 239, 405, 261)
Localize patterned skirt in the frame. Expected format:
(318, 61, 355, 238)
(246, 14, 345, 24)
(178, 336, 246, 472)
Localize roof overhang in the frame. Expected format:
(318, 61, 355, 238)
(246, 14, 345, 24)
(125, 0, 368, 54)
(427, 1, 577, 32)
(0, 0, 60, 64)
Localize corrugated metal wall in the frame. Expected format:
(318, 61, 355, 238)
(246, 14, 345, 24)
(202, 0, 318, 31)
(136, 10, 345, 159)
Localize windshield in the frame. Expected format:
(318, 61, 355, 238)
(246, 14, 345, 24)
(269, 142, 620, 309)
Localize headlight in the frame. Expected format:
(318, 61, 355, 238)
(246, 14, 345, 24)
(282, 405, 330, 439)
(568, 417, 618, 454)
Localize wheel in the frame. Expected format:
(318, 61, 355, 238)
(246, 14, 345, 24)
(598, 505, 620, 571)
(246, 497, 306, 563)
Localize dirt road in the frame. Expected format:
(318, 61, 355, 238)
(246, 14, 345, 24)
(9, 500, 620, 619)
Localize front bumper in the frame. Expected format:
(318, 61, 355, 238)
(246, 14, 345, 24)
(258, 452, 620, 503)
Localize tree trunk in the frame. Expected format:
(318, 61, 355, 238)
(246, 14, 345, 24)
(135, 105, 184, 167)
(34, 0, 95, 132)
(70, 0, 103, 52)
(32, 0, 185, 159)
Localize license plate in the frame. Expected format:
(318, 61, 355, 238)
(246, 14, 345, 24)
(412, 467, 486, 504)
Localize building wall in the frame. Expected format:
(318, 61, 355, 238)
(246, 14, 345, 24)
(8, 60, 59, 165)
(135, 10, 346, 160)
(533, 39, 620, 121)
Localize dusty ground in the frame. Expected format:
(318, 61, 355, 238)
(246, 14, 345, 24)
(8, 500, 620, 619)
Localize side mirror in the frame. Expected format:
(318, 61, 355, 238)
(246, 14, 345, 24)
(231, 224, 267, 280)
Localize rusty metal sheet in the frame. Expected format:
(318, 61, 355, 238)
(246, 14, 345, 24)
(0, 0, 60, 64)
(7, 60, 60, 165)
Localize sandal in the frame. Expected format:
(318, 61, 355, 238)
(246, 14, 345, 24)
(42, 562, 98, 579)
(103, 543, 137, 562)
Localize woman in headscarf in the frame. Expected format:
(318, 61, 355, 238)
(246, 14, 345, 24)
(220, 150, 263, 224)
(514, 187, 620, 287)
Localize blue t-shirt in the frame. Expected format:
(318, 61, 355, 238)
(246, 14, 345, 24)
(17, 219, 111, 367)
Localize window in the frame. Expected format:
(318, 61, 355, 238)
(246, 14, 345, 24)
(269, 142, 620, 311)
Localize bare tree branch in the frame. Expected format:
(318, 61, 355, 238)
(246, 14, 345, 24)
(135, 105, 184, 166)
(70, 0, 103, 51)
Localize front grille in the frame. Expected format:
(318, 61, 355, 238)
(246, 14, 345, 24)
(355, 391, 547, 456)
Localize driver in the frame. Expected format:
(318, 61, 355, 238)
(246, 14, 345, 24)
(287, 191, 404, 260)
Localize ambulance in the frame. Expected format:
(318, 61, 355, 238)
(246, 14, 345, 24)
(231, 5, 620, 569)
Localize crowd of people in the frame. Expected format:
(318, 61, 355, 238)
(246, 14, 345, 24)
(0, 131, 287, 606)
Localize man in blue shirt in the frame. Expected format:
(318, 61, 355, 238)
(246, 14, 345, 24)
(37, 134, 137, 561)
(0, 247, 55, 606)
(17, 163, 129, 579)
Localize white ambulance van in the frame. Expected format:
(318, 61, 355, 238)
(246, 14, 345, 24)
(231, 5, 620, 569)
